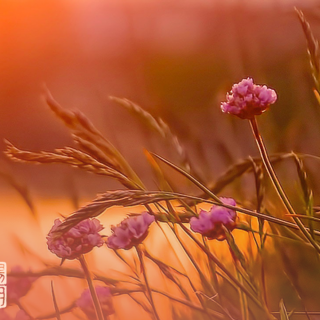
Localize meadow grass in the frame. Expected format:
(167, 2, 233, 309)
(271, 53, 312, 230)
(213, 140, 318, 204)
(2, 7, 320, 320)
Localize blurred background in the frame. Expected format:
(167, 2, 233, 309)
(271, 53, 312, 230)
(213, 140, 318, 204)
(1, 0, 320, 197)
(1, 0, 320, 318)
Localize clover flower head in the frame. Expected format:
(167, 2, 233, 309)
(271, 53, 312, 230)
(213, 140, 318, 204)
(47, 218, 104, 259)
(106, 212, 155, 250)
(221, 78, 277, 119)
(76, 286, 114, 319)
(190, 197, 237, 240)
(7, 266, 37, 305)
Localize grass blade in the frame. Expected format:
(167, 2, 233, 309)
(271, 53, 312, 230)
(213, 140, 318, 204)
(279, 299, 290, 320)
(151, 153, 221, 203)
(136, 245, 161, 320)
(50, 281, 61, 320)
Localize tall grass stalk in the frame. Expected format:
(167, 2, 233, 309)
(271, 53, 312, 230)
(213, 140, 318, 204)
(78, 255, 105, 320)
(249, 117, 320, 253)
(136, 245, 161, 320)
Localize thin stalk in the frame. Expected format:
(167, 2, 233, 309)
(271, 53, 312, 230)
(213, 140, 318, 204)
(78, 255, 105, 320)
(202, 237, 220, 295)
(250, 118, 320, 253)
(163, 200, 216, 297)
(170, 226, 222, 320)
(149, 287, 225, 319)
(285, 214, 320, 222)
(113, 249, 134, 271)
(50, 281, 61, 320)
(239, 227, 313, 246)
(135, 245, 161, 320)
(161, 219, 216, 319)
(152, 203, 212, 318)
(143, 183, 320, 237)
(179, 224, 257, 301)
(7, 268, 240, 319)
(260, 261, 268, 310)
(16, 301, 33, 319)
(236, 269, 249, 320)
(151, 152, 320, 239)
(179, 223, 276, 319)
(36, 303, 75, 319)
(154, 218, 212, 313)
(271, 311, 320, 316)
(151, 152, 221, 203)
(170, 224, 216, 295)
(202, 237, 236, 320)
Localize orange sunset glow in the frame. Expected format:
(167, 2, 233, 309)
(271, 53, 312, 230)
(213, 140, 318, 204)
(1, 1, 320, 319)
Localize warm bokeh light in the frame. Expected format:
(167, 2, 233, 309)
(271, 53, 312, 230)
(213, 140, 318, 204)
(1, 0, 320, 319)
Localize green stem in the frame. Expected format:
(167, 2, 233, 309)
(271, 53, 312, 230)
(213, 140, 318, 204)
(135, 245, 161, 320)
(249, 118, 320, 253)
(78, 255, 105, 320)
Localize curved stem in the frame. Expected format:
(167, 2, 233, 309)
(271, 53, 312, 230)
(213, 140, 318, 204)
(78, 255, 105, 320)
(249, 118, 320, 253)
